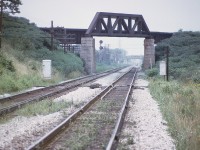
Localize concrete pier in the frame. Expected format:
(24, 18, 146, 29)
(143, 38, 155, 69)
(80, 37, 96, 74)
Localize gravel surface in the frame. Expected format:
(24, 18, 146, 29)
(118, 77, 176, 150)
(0, 113, 63, 149)
(0, 67, 131, 149)
(53, 87, 101, 103)
(93, 66, 132, 86)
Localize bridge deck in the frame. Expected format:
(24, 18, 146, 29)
(40, 12, 173, 45)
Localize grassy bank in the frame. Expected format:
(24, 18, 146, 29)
(0, 45, 84, 94)
(0, 14, 85, 94)
(149, 79, 200, 150)
(0, 14, 129, 94)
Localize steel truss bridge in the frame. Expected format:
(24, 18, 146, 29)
(40, 12, 173, 47)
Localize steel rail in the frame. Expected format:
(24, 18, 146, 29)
(0, 67, 126, 116)
(27, 67, 134, 150)
(106, 69, 137, 150)
(0, 67, 123, 103)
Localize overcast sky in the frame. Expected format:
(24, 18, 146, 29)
(16, 0, 200, 55)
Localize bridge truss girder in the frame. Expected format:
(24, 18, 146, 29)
(39, 12, 173, 45)
(86, 12, 150, 37)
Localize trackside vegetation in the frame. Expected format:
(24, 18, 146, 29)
(149, 80, 200, 150)
(0, 14, 125, 94)
(148, 31, 200, 150)
(0, 14, 84, 94)
(155, 31, 200, 82)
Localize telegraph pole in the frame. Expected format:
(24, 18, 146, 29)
(50, 20, 54, 50)
(0, 0, 3, 49)
(165, 46, 169, 81)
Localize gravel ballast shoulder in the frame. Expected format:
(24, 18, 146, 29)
(0, 68, 176, 149)
(0, 113, 63, 149)
(0, 67, 131, 149)
(118, 78, 176, 150)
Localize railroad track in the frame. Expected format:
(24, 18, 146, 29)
(28, 67, 137, 150)
(0, 67, 125, 116)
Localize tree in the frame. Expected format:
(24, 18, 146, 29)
(0, 0, 22, 49)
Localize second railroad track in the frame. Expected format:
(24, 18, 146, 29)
(0, 67, 124, 116)
(28, 67, 137, 150)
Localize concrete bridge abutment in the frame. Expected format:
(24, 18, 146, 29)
(143, 38, 155, 69)
(80, 37, 155, 73)
(80, 37, 96, 74)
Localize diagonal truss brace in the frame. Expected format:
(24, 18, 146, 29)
(86, 12, 150, 37)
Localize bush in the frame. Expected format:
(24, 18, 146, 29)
(0, 71, 49, 94)
(23, 49, 84, 77)
(146, 68, 158, 77)
(0, 53, 15, 74)
(192, 72, 200, 84)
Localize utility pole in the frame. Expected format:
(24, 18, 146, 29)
(64, 28, 66, 53)
(165, 46, 169, 81)
(50, 20, 54, 50)
(0, 0, 3, 49)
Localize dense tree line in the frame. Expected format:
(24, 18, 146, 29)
(96, 47, 127, 65)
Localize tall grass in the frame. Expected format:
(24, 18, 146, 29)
(0, 42, 84, 94)
(0, 70, 59, 94)
(0, 14, 85, 94)
(16, 99, 73, 116)
(149, 79, 200, 150)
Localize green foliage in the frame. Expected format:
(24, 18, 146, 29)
(0, 71, 54, 94)
(22, 49, 84, 77)
(155, 31, 200, 83)
(149, 79, 200, 150)
(16, 100, 73, 116)
(2, 14, 84, 76)
(0, 15, 85, 93)
(1, 0, 22, 14)
(0, 53, 15, 74)
(2, 14, 58, 50)
(192, 70, 200, 83)
(145, 68, 158, 77)
(0, 49, 84, 94)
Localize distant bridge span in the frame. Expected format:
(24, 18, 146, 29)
(40, 12, 173, 73)
(40, 27, 172, 44)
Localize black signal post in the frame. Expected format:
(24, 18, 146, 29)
(165, 46, 169, 81)
(51, 21, 54, 50)
(0, 0, 3, 49)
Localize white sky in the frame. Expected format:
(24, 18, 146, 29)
(16, 0, 200, 55)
